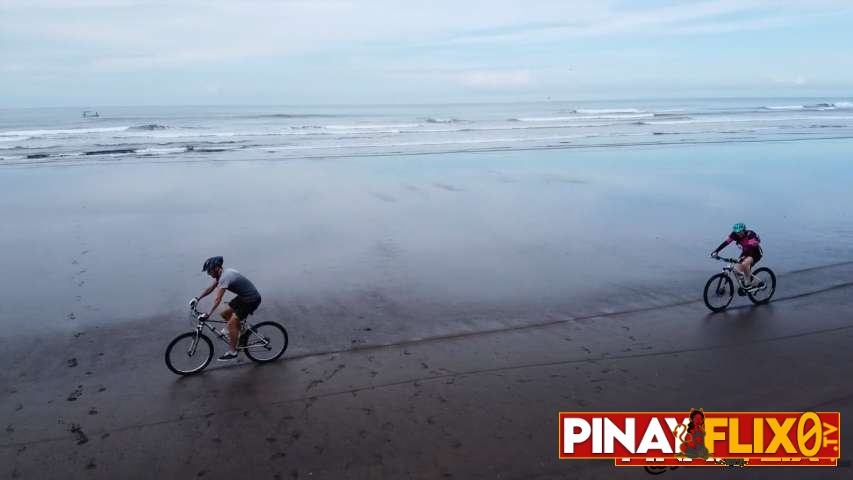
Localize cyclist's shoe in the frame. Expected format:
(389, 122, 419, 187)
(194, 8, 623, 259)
(217, 351, 238, 361)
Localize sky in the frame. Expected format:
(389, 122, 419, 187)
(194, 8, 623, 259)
(1, 0, 853, 107)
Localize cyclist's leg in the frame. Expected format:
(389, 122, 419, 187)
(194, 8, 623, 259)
(226, 311, 242, 352)
(225, 298, 257, 351)
(740, 256, 755, 285)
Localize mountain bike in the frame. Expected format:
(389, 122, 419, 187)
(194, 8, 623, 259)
(703, 256, 776, 312)
(165, 305, 288, 375)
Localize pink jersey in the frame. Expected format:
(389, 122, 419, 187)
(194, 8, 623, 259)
(723, 230, 760, 250)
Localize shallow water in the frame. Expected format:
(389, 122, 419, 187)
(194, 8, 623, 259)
(1, 137, 852, 341)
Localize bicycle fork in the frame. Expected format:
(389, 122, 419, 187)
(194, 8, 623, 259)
(186, 328, 203, 356)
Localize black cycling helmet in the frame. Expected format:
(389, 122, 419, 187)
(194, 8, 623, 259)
(202, 256, 223, 273)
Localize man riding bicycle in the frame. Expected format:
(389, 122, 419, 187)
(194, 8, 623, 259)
(190, 256, 262, 361)
(710, 223, 764, 290)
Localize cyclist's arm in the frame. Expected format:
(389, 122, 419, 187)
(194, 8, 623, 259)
(205, 287, 226, 317)
(712, 236, 733, 254)
(197, 280, 218, 300)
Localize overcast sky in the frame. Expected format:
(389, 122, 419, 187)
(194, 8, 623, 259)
(2, 0, 852, 107)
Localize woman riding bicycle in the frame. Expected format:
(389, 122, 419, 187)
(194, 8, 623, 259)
(710, 223, 763, 289)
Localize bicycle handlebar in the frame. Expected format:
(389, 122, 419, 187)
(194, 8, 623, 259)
(712, 255, 740, 263)
(189, 305, 206, 320)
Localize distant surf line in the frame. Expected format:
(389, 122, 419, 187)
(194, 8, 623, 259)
(4, 134, 853, 169)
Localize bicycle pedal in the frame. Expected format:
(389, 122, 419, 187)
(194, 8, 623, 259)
(737, 288, 746, 296)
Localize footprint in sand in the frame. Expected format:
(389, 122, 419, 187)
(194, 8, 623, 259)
(67, 385, 83, 402)
(305, 379, 323, 391)
(70, 423, 89, 445)
(67, 358, 78, 368)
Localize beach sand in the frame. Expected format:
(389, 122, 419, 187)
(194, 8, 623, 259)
(2, 139, 853, 478)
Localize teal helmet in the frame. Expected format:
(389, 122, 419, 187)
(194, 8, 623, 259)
(732, 222, 746, 233)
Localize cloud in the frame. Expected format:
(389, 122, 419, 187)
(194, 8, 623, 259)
(457, 70, 533, 89)
(1, 0, 852, 105)
(5, 0, 851, 75)
(768, 75, 810, 86)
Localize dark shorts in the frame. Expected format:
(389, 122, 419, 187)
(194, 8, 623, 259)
(228, 296, 261, 320)
(740, 248, 762, 265)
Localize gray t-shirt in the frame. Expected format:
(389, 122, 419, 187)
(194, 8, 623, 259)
(218, 268, 260, 301)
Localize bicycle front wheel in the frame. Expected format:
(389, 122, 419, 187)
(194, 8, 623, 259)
(747, 267, 776, 305)
(241, 321, 288, 363)
(165, 332, 213, 375)
(703, 273, 734, 312)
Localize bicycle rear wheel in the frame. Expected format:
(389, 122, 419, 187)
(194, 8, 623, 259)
(241, 321, 288, 363)
(165, 332, 213, 375)
(747, 267, 776, 305)
(703, 273, 734, 312)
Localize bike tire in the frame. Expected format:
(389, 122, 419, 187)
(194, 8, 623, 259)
(241, 321, 288, 363)
(165, 332, 214, 375)
(747, 267, 776, 305)
(703, 273, 734, 312)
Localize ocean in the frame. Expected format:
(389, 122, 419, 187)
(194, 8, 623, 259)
(2, 98, 853, 167)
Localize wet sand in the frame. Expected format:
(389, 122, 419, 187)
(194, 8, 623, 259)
(3, 261, 853, 479)
(2, 140, 853, 478)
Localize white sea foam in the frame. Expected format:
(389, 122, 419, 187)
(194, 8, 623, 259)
(136, 147, 188, 155)
(325, 124, 421, 130)
(0, 126, 129, 137)
(644, 115, 853, 125)
(254, 134, 593, 152)
(764, 105, 805, 111)
(517, 113, 653, 122)
(575, 108, 644, 114)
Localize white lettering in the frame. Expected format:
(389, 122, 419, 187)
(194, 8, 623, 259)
(562, 418, 591, 454)
(592, 418, 603, 453)
(637, 418, 674, 454)
(603, 418, 635, 453)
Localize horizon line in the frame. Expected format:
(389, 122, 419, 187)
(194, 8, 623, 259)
(3, 95, 853, 111)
